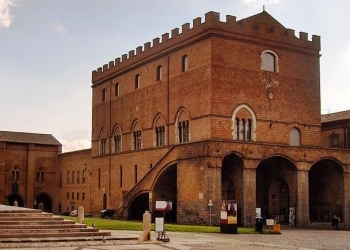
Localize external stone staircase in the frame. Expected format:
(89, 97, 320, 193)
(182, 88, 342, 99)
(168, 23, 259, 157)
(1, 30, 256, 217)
(0, 205, 113, 242)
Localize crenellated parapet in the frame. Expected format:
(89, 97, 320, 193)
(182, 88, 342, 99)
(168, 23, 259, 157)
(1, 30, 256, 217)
(92, 11, 320, 83)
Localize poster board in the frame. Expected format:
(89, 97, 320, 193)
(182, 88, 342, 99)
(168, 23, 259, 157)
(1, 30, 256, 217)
(155, 217, 164, 232)
(220, 200, 237, 225)
(155, 201, 172, 211)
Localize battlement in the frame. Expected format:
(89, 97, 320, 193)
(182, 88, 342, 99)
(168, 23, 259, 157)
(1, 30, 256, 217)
(92, 11, 320, 83)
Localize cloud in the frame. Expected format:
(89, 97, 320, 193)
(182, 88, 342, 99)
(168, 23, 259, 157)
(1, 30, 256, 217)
(0, 0, 16, 28)
(241, 0, 280, 4)
(60, 139, 91, 153)
(51, 19, 69, 37)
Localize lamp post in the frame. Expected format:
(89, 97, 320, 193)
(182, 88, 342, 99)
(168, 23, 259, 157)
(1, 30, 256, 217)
(208, 199, 213, 226)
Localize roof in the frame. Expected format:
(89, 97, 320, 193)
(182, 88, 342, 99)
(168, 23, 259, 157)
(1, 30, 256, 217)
(237, 11, 286, 29)
(0, 131, 61, 146)
(321, 110, 350, 123)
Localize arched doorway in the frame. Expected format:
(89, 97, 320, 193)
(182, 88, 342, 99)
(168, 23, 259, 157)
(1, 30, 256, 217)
(221, 153, 243, 225)
(256, 156, 297, 225)
(6, 193, 24, 207)
(35, 193, 53, 212)
(152, 164, 177, 222)
(309, 159, 343, 222)
(128, 193, 149, 220)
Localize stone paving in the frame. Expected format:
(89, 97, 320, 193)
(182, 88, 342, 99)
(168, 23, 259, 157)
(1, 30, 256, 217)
(0, 228, 349, 249)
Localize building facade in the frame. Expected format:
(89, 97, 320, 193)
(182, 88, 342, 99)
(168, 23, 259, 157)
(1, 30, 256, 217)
(1, 11, 350, 229)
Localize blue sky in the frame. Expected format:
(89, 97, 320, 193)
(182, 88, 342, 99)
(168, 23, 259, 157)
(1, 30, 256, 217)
(1, 0, 349, 152)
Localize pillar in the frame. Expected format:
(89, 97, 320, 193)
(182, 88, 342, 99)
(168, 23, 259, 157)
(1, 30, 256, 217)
(242, 167, 256, 227)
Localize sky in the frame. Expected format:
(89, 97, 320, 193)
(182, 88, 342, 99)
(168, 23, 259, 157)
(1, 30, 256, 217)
(1, 0, 349, 153)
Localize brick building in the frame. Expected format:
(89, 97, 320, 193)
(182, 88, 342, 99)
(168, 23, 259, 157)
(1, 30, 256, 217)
(0, 131, 61, 212)
(1, 10, 350, 229)
(87, 10, 350, 228)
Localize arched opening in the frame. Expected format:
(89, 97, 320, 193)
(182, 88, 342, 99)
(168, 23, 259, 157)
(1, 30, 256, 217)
(152, 164, 177, 222)
(128, 193, 149, 220)
(256, 156, 296, 225)
(35, 193, 53, 213)
(309, 159, 343, 222)
(221, 153, 243, 226)
(5, 193, 24, 207)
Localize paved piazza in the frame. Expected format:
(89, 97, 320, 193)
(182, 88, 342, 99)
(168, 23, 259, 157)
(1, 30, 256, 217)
(0, 229, 349, 249)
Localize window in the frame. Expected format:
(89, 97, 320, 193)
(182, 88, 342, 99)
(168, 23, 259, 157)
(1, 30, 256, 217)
(178, 120, 189, 143)
(11, 167, 19, 182)
(67, 192, 69, 199)
(71, 171, 75, 184)
(99, 128, 108, 155)
(59, 172, 62, 187)
(82, 170, 86, 183)
(36, 168, 44, 183)
(290, 128, 301, 146)
(135, 74, 140, 89)
(261, 51, 278, 72)
(77, 193, 80, 200)
(120, 165, 123, 187)
(67, 171, 70, 184)
(72, 192, 74, 200)
(115, 82, 119, 96)
(82, 193, 85, 200)
(77, 171, 80, 183)
(182, 55, 188, 72)
(133, 130, 142, 150)
(114, 135, 121, 152)
(232, 105, 256, 141)
(330, 133, 339, 148)
(156, 125, 165, 147)
(102, 88, 107, 101)
(156, 65, 162, 81)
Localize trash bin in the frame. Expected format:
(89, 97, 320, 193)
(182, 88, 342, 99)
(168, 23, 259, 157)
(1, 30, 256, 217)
(255, 217, 263, 232)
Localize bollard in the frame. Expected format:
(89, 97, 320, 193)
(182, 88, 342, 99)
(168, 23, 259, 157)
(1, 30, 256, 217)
(13, 200, 18, 207)
(143, 211, 151, 241)
(78, 206, 84, 224)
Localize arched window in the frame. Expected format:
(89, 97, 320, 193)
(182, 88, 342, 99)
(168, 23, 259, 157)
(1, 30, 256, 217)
(290, 127, 301, 146)
(261, 51, 278, 72)
(182, 55, 188, 72)
(102, 88, 107, 101)
(176, 108, 190, 143)
(115, 82, 119, 96)
(232, 105, 256, 141)
(112, 125, 122, 153)
(156, 65, 162, 81)
(36, 168, 44, 183)
(11, 166, 20, 182)
(132, 120, 142, 150)
(99, 128, 108, 155)
(135, 74, 140, 89)
(67, 171, 70, 184)
(153, 114, 166, 147)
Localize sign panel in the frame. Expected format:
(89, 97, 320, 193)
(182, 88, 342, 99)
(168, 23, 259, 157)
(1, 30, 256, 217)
(155, 201, 172, 211)
(220, 200, 237, 225)
(155, 217, 164, 232)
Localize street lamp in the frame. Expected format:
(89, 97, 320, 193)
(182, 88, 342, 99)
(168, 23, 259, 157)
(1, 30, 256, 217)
(208, 199, 213, 226)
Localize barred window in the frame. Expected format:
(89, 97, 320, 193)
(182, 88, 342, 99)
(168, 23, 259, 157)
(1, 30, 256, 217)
(178, 120, 189, 143)
(156, 125, 165, 147)
(133, 130, 142, 150)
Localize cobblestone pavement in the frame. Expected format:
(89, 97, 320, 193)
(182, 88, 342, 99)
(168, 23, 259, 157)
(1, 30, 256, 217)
(1, 229, 350, 250)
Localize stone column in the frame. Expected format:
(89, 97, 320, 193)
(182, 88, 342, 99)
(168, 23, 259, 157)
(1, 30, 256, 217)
(296, 169, 309, 227)
(143, 211, 151, 241)
(242, 167, 256, 228)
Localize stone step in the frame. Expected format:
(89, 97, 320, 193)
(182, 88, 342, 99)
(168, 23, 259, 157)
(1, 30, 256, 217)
(0, 220, 75, 225)
(0, 227, 99, 234)
(0, 223, 87, 229)
(0, 216, 66, 221)
(0, 231, 111, 239)
(0, 212, 53, 217)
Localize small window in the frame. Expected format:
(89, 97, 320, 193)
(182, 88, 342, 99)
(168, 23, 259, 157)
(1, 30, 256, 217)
(182, 55, 188, 72)
(330, 133, 339, 148)
(71, 171, 75, 184)
(290, 127, 301, 146)
(261, 51, 277, 72)
(36, 169, 44, 183)
(133, 130, 142, 150)
(67, 192, 69, 199)
(135, 74, 140, 89)
(100, 138, 107, 154)
(156, 125, 165, 147)
(11, 167, 20, 182)
(77, 171, 80, 183)
(156, 65, 163, 81)
(178, 120, 189, 143)
(115, 83, 119, 96)
(102, 88, 107, 101)
(67, 171, 70, 184)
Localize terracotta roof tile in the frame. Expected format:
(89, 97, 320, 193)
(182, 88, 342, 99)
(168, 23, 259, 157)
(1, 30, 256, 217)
(321, 110, 350, 123)
(0, 131, 61, 146)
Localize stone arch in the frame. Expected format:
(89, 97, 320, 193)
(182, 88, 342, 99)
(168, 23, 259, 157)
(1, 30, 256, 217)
(232, 104, 256, 141)
(256, 155, 297, 224)
(309, 158, 344, 223)
(35, 193, 53, 213)
(5, 193, 24, 207)
(152, 163, 177, 222)
(128, 193, 149, 220)
(221, 152, 244, 226)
